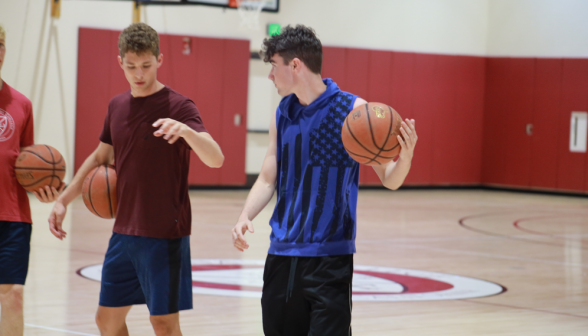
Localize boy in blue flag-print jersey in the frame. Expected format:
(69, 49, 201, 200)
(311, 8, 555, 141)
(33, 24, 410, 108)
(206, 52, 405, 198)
(232, 25, 418, 335)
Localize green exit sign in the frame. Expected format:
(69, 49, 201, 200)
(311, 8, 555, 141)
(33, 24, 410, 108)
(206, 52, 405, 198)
(268, 23, 281, 36)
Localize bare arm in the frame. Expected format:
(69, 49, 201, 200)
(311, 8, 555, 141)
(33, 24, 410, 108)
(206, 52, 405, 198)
(180, 130, 224, 168)
(352, 98, 418, 190)
(152, 119, 224, 168)
(232, 112, 278, 251)
(48, 142, 114, 239)
(372, 116, 418, 190)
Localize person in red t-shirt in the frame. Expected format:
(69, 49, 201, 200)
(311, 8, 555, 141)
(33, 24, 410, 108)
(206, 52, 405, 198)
(48, 23, 224, 336)
(0, 24, 64, 336)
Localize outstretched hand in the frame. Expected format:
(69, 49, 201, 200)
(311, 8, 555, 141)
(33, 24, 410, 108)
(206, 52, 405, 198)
(153, 118, 189, 144)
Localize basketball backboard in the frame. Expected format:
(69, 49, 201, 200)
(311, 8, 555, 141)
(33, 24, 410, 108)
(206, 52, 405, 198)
(130, 0, 280, 13)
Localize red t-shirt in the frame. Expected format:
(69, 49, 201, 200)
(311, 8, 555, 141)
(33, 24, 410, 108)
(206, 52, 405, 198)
(0, 82, 35, 224)
(99, 86, 207, 239)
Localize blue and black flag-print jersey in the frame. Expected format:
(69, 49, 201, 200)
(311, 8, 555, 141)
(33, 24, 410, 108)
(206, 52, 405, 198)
(269, 78, 360, 256)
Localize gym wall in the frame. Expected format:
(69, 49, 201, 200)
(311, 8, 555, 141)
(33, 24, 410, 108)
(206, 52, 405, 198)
(1, 0, 588, 192)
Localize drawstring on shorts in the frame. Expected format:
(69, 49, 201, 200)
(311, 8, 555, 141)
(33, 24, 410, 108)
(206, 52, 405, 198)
(286, 257, 298, 302)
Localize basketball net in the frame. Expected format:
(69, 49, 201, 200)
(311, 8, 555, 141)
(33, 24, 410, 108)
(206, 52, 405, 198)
(235, 0, 266, 30)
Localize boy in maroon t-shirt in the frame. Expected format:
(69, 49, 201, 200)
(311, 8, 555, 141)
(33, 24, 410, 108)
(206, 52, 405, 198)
(0, 24, 64, 336)
(49, 23, 224, 336)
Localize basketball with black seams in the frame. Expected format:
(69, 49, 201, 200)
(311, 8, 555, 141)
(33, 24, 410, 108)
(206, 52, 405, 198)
(341, 102, 403, 166)
(82, 165, 117, 219)
(15, 144, 66, 192)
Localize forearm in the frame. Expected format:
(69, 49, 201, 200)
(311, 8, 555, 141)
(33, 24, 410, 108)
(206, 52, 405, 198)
(238, 177, 275, 222)
(182, 129, 224, 168)
(57, 152, 106, 206)
(382, 157, 411, 190)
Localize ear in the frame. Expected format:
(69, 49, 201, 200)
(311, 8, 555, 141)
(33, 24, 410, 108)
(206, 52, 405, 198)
(291, 58, 302, 72)
(118, 55, 123, 69)
(157, 53, 164, 68)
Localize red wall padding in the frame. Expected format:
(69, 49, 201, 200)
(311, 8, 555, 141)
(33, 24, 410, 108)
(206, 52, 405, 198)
(322, 48, 486, 186)
(558, 60, 587, 192)
(323, 48, 586, 192)
(76, 28, 587, 192)
(75, 28, 248, 186)
(483, 57, 587, 192)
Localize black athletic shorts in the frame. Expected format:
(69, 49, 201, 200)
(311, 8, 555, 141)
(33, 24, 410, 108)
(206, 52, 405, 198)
(261, 254, 353, 336)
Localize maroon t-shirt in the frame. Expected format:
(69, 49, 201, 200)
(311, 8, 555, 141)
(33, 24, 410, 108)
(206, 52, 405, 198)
(99, 86, 207, 239)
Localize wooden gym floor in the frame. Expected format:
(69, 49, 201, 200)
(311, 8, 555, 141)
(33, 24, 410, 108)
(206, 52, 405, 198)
(16, 189, 588, 335)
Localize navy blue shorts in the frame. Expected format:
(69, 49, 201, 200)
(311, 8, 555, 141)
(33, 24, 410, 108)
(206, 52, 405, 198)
(99, 233, 193, 315)
(0, 221, 32, 285)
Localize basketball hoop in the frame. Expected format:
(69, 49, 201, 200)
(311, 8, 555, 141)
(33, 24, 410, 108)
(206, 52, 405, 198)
(234, 0, 266, 30)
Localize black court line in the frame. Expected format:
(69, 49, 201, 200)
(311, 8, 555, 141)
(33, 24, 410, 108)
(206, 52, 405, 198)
(458, 212, 588, 250)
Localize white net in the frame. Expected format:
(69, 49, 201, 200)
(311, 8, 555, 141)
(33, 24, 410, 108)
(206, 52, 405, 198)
(236, 0, 266, 30)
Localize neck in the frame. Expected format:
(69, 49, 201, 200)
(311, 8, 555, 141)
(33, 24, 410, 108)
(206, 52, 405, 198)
(0, 77, 3, 91)
(295, 75, 326, 106)
(131, 80, 164, 98)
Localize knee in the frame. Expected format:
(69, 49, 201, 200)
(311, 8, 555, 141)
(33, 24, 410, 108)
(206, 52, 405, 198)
(95, 311, 105, 331)
(95, 310, 110, 332)
(0, 285, 24, 311)
(150, 316, 178, 336)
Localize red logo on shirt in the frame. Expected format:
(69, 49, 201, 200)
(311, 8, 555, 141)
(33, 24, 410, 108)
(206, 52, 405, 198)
(0, 108, 15, 142)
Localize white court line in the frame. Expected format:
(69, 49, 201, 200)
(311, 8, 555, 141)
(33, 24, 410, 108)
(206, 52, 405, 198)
(25, 323, 99, 336)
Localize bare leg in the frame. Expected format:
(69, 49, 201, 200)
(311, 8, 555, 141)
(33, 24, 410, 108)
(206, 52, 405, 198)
(150, 312, 182, 336)
(95, 305, 132, 336)
(0, 284, 24, 336)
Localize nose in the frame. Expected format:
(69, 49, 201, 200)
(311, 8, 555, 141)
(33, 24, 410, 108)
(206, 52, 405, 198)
(135, 68, 144, 79)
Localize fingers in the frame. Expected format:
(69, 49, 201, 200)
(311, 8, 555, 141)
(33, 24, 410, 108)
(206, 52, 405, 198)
(236, 227, 249, 249)
(406, 119, 417, 139)
(232, 229, 244, 252)
(153, 119, 171, 137)
(232, 228, 247, 251)
(232, 222, 252, 251)
(36, 185, 63, 203)
(48, 213, 65, 240)
(166, 124, 183, 143)
(48, 203, 68, 240)
(397, 134, 406, 149)
(36, 187, 49, 203)
(49, 186, 60, 202)
(152, 118, 165, 127)
(399, 124, 412, 148)
(168, 134, 181, 144)
(153, 119, 185, 144)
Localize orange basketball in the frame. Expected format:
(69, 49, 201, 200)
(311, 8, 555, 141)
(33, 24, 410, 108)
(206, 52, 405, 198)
(82, 165, 117, 219)
(15, 145, 66, 192)
(341, 102, 403, 166)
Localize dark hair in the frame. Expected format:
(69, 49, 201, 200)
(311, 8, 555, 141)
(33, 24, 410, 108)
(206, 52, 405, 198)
(261, 25, 322, 74)
(118, 23, 159, 58)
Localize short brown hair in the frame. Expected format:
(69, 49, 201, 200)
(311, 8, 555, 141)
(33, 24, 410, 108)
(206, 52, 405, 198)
(261, 25, 322, 74)
(118, 23, 159, 58)
(0, 25, 5, 40)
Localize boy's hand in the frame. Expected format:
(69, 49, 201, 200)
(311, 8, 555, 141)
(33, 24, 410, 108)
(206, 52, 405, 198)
(33, 182, 65, 203)
(153, 118, 188, 144)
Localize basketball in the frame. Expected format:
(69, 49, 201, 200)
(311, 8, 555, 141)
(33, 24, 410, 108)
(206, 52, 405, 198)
(82, 165, 117, 219)
(341, 102, 404, 166)
(15, 144, 66, 192)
